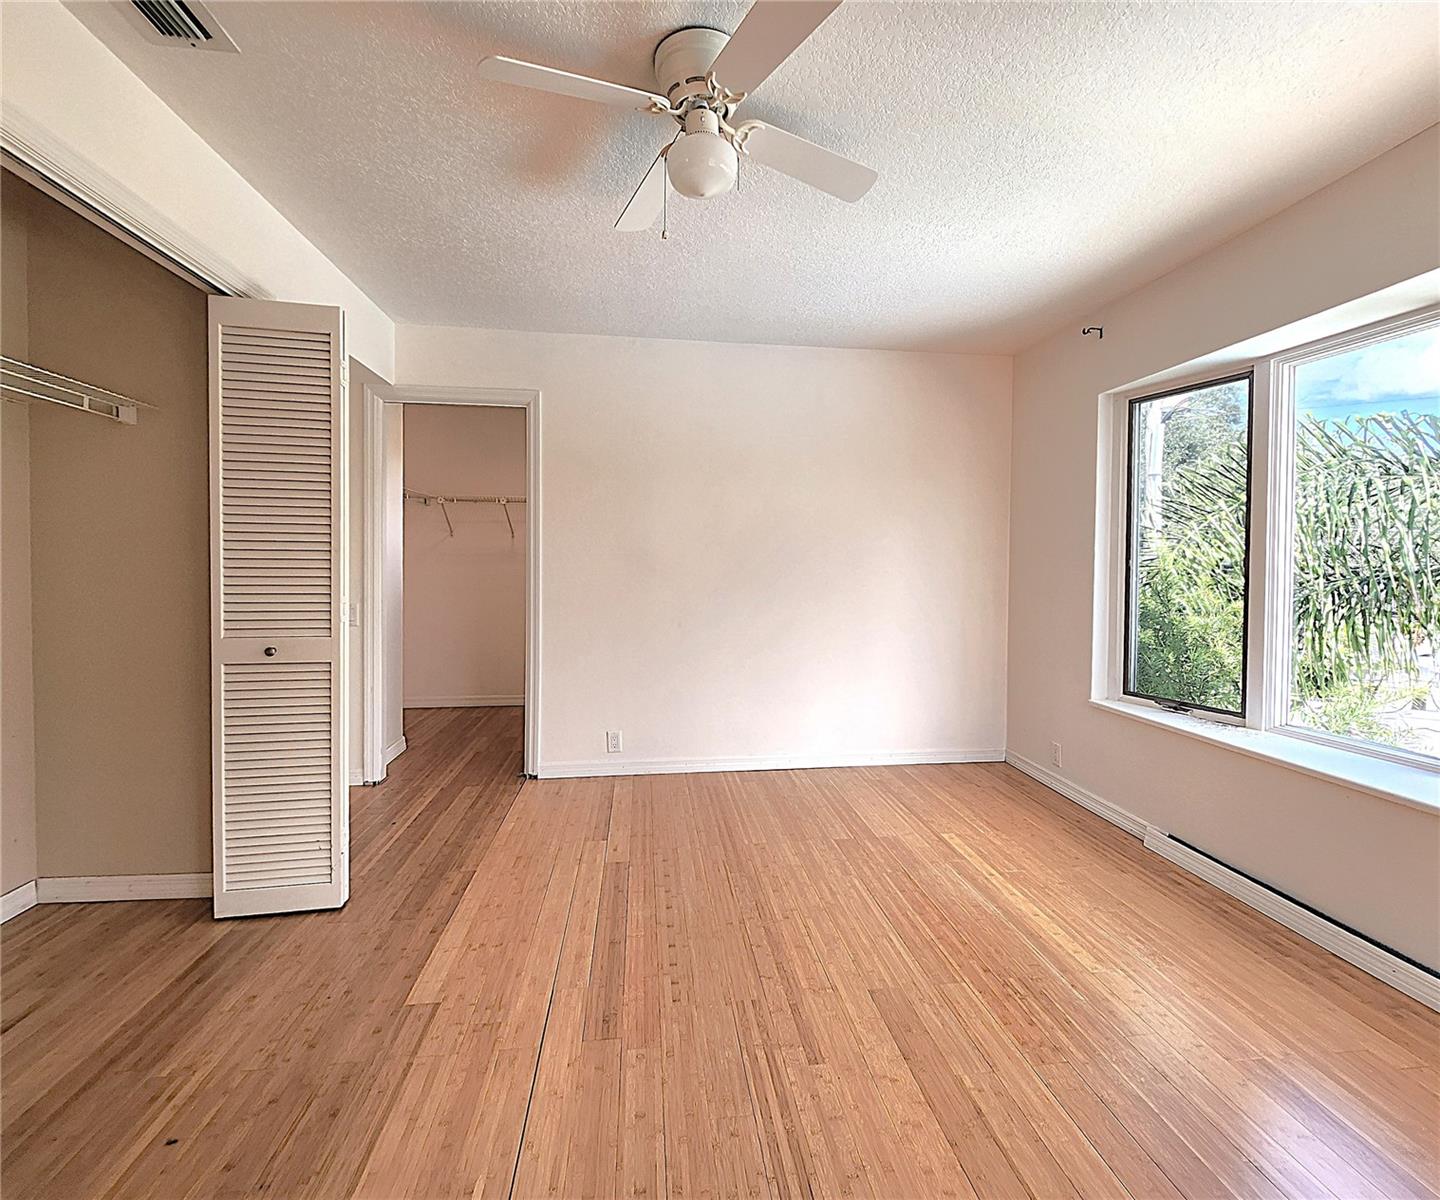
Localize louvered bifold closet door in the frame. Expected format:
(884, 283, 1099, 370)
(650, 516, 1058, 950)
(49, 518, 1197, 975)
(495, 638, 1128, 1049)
(210, 297, 348, 918)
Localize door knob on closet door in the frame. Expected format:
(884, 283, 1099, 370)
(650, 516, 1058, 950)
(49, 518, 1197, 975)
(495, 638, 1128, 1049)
(264, 646, 278, 657)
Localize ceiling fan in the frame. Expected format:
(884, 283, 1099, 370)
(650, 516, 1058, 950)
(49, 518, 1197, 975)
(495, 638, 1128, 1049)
(476, 0, 877, 231)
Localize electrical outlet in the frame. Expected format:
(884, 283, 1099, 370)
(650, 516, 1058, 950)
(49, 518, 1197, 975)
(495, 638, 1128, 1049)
(606, 730, 623, 754)
(1049, 740, 1063, 768)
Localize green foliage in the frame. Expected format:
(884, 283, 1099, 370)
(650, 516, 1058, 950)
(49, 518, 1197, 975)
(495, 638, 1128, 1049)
(1132, 385, 1248, 711)
(1135, 402, 1439, 744)
(1134, 541, 1244, 711)
(1302, 677, 1427, 748)
(1291, 414, 1440, 695)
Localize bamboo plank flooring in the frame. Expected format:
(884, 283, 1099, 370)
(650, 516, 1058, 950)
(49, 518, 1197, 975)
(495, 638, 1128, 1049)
(3, 706, 1436, 1199)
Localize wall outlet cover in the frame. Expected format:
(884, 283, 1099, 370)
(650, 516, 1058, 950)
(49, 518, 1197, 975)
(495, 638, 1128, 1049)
(606, 730, 623, 753)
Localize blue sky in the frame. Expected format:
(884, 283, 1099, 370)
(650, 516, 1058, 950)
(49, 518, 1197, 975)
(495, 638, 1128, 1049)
(1296, 327, 1439, 422)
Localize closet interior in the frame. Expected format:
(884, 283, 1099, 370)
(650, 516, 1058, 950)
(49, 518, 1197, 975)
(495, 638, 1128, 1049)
(1, 170, 212, 908)
(399, 403, 527, 715)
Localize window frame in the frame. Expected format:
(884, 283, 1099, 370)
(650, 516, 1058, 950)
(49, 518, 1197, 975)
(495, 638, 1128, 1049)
(1121, 370, 1255, 723)
(1100, 302, 1440, 775)
(1265, 305, 1440, 772)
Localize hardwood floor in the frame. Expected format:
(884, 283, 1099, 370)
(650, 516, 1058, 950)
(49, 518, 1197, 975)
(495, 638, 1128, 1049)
(3, 706, 1437, 1199)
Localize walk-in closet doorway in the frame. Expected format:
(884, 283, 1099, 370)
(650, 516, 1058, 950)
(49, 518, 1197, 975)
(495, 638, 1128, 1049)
(361, 386, 541, 784)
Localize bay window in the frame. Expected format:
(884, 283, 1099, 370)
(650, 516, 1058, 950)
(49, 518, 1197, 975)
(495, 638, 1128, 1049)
(1106, 304, 1439, 785)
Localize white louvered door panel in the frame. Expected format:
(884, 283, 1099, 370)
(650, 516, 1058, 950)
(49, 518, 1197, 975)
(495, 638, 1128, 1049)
(210, 297, 348, 918)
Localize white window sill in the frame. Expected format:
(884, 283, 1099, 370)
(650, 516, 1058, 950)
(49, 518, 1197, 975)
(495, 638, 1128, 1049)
(1089, 698, 1439, 815)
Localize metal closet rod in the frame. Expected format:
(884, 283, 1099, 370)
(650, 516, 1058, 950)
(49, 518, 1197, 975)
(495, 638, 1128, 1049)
(403, 488, 527, 538)
(1, 355, 157, 425)
(403, 488, 527, 505)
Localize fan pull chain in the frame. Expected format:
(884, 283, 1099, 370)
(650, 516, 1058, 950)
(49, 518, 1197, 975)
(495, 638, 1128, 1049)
(662, 174, 669, 240)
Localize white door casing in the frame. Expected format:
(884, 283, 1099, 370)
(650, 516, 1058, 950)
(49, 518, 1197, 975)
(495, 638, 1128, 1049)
(209, 297, 348, 918)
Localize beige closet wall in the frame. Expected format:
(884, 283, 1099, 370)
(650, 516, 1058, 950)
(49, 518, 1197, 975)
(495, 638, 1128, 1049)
(403, 405, 526, 707)
(2, 179, 37, 895)
(6, 174, 211, 879)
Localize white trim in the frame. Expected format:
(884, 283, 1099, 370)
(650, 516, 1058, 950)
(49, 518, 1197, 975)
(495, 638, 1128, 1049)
(1, 109, 252, 296)
(404, 695, 524, 708)
(366, 385, 542, 777)
(1006, 752, 1439, 1010)
(538, 748, 1005, 779)
(1003, 752, 1148, 837)
(1091, 697, 1438, 814)
(396, 385, 538, 407)
(35, 874, 212, 902)
(361, 384, 388, 786)
(2, 881, 38, 923)
(385, 735, 407, 764)
(348, 769, 366, 786)
(1143, 828, 1439, 1012)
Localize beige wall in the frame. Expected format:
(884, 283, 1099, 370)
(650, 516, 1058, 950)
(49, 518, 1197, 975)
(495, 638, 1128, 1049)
(397, 327, 1012, 772)
(402, 405, 526, 707)
(1007, 127, 1440, 968)
(1, 178, 37, 894)
(7, 174, 210, 879)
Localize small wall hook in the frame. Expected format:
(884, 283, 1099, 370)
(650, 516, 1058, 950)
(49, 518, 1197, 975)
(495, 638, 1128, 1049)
(1082, 326, 1104, 339)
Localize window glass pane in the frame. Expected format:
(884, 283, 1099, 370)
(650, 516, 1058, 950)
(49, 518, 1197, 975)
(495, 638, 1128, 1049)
(1126, 376, 1251, 714)
(1290, 325, 1439, 759)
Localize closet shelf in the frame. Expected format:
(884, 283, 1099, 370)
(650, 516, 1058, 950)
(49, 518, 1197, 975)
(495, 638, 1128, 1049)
(1, 356, 156, 424)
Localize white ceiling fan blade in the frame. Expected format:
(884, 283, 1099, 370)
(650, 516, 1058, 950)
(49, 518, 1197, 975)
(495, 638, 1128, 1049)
(478, 56, 668, 111)
(738, 122, 877, 202)
(708, 1, 843, 94)
(616, 151, 668, 231)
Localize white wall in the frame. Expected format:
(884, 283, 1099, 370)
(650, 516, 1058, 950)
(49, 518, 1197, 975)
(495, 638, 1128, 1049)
(1008, 126, 1440, 969)
(0, 0, 394, 378)
(402, 405, 527, 707)
(397, 327, 1012, 774)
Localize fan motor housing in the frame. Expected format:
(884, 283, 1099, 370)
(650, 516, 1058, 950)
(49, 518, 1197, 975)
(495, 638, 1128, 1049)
(654, 26, 730, 103)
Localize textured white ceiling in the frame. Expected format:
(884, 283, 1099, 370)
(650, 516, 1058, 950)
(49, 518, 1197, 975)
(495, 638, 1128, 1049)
(69, 1, 1439, 353)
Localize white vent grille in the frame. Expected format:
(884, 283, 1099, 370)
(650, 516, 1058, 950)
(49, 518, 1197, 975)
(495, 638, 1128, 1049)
(221, 662, 335, 891)
(124, 0, 239, 52)
(219, 326, 334, 640)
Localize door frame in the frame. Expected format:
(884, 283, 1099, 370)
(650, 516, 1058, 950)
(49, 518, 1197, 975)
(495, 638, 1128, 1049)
(361, 384, 541, 780)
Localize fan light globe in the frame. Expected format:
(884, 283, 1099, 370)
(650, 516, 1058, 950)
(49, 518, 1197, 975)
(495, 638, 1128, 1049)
(667, 115, 737, 199)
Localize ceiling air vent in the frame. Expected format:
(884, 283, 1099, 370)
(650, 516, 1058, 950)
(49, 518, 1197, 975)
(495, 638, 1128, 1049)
(124, 0, 239, 52)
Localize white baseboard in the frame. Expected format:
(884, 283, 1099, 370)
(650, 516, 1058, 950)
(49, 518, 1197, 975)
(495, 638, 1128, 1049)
(36, 873, 212, 903)
(2, 880, 38, 923)
(348, 769, 366, 786)
(1005, 751, 1439, 1012)
(538, 748, 1006, 780)
(385, 735, 407, 764)
(1004, 752, 1147, 837)
(405, 696, 523, 708)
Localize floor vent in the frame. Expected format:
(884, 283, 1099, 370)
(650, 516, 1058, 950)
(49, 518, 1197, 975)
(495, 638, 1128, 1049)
(126, 0, 238, 52)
